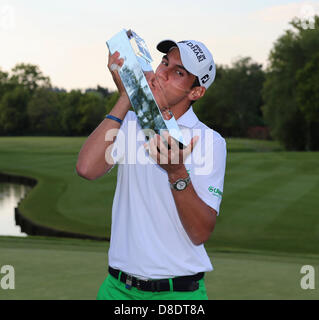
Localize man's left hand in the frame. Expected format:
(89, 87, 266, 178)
(144, 131, 199, 175)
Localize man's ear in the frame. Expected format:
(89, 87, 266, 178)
(188, 86, 206, 101)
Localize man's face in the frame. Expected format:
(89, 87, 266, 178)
(152, 47, 196, 107)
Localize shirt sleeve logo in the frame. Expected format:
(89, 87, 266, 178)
(208, 186, 223, 199)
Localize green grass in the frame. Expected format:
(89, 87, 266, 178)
(0, 237, 318, 300)
(214, 151, 319, 254)
(0, 236, 107, 300)
(0, 137, 318, 254)
(0, 137, 318, 300)
(226, 137, 283, 152)
(0, 137, 117, 237)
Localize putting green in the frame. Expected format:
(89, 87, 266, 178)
(0, 237, 318, 300)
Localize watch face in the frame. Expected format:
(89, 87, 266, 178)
(176, 180, 187, 190)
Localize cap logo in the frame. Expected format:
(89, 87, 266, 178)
(201, 74, 210, 84)
(182, 41, 206, 63)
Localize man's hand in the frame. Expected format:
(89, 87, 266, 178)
(76, 51, 131, 180)
(144, 131, 215, 245)
(108, 51, 128, 100)
(144, 131, 199, 175)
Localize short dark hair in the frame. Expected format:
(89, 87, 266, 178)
(189, 77, 201, 106)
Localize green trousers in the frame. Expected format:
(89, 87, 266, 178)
(97, 273, 208, 300)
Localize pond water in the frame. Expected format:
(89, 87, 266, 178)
(0, 183, 32, 237)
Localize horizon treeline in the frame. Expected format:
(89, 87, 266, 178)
(0, 63, 117, 136)
(0, 16, 318, 150)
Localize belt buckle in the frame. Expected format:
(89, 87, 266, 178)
(190, 280, 199, 291)
(125, 275, 133, 290)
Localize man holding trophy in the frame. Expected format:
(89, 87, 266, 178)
(76, 30, 226, 300)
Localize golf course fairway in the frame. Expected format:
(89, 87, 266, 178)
(0, 137, 318, 299)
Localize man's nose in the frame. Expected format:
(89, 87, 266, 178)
(156, 67, 169, 81)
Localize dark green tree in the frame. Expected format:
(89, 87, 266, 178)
(262, 15, 319, 150)
(0, 70, 10, 134)
(59, 90, 83, 136)
(85, 85, 111, 99)
(10, 63, 51, 93)
(27, 88, 61, 135)
(0, 85, 30, 135)
(0, 69, 9, 100)
(296, 52, 319, 150)
(60, 90, 107, 136)
(196, 57, 265, 137)
(77, 91, 107, 134)
(0, 63, 53, 135)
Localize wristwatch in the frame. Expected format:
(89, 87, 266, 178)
(170, 175, 191, 191)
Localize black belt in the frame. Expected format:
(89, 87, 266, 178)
(108, 266, 204, 292)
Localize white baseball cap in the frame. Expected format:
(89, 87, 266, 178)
(156, 39, 216, 89)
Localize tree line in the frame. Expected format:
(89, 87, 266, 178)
(0, 63, 118, 136)
(0, 16, 318, 150)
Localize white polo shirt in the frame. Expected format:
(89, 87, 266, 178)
(107, 107, 226, 279)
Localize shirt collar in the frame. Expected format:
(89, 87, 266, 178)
(176, 106, 199, 128)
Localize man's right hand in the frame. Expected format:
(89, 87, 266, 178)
(108, 51, 128, 100)
(76, 51, 132, 180)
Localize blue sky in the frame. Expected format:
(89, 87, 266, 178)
(1, 0, 318, 91)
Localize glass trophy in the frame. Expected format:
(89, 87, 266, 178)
(106, 29, 185, 148)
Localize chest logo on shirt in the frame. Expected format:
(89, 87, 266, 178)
(208, 186, 223, 199)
